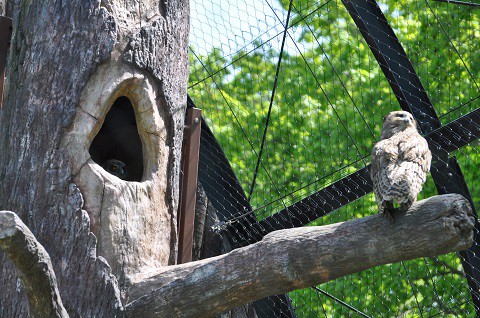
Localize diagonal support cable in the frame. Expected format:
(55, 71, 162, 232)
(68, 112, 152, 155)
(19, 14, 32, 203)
(191, 0, 480, 314)
(431, 0, 480, 7)
(247, 0, 295, 202)
(189, 96, 297, 318)
(425, 0, 479, 91)
(220, 105, 480, 246)
(290, 2, 376, 141)
(190, 51, 285, 207)
(264, 1, 371, 166)
(342, 0, 480, 313)
(311, 286, 371, 318)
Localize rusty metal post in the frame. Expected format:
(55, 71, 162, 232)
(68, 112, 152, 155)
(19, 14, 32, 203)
(178, 107, 202, 264)
(0, 16, 11, 109)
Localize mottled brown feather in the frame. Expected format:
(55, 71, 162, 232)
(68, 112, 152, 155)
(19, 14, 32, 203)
(371, 111, 432, 216)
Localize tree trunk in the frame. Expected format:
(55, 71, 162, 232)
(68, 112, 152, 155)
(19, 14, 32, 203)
(0, 1, 475, 318)
(0, 0, 189, 316)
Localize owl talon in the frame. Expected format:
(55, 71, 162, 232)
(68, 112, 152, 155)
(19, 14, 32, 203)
(383, 208, 395, 223)
(400, 201, 413, 212)
(383, 202, 395, 223)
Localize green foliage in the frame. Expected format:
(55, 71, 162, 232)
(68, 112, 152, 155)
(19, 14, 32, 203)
(189, 0, 479, 316)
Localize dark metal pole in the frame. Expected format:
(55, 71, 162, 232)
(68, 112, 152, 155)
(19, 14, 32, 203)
(188, 96, 297, 318)
(223, 108, 480, 246)
(342, 0, 480, 312)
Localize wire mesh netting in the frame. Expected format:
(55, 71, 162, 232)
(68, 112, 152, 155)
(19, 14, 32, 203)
(188, 0, 480, 316)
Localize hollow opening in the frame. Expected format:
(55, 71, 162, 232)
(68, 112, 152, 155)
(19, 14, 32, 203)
(89, 96, 144, 182)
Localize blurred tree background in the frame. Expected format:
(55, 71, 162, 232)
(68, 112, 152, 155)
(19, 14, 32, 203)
(188, 0, 480, 316)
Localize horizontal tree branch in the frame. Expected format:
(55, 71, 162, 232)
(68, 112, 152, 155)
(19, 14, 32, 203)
(0, 211, 68, 318)
(125, 194, 474, 318)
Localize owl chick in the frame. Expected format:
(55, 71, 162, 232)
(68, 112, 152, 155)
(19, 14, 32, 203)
(371, 111, 432, 221)
(102, 159, 128, 180)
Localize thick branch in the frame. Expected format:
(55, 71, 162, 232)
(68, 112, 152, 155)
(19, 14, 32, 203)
(0, 211, 68, 318)
(125, 194, 474, 318)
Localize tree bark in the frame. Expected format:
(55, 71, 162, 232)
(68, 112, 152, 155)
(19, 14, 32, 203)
(124, 194, 474, 318)
(0, 0, 189, 316)
(0, 1, 474, 318)
(0, 211, 68, 318)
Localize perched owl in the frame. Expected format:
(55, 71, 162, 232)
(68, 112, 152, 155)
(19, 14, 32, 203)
(371, 111, 432, 221)
(102, 159, 128, 180)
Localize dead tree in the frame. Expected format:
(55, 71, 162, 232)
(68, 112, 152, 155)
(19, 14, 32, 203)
(0, 0, 188, 316)
(0, 1, 474, 317)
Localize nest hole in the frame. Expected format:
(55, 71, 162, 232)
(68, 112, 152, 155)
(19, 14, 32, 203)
(89, 96, 144, 181)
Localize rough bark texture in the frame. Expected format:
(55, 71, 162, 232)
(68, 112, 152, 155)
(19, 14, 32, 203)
(0, 1, 473, 318)
(0, 0, 189, 316)
(0, 211, 68, 318)
(125, 194, 474, 318)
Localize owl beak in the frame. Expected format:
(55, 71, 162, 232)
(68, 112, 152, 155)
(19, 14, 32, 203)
(404, 116, 414, 126)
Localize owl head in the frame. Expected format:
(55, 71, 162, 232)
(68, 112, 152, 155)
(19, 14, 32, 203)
(102, 159, 128, 180)
(380, 111, 419, 139)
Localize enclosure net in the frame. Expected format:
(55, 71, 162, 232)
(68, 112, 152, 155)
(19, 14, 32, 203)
(188, 0, 480, 316)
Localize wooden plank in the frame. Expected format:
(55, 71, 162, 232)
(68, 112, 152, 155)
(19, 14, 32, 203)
(178, 107, 202, 264)
(188, 96, 297, 317)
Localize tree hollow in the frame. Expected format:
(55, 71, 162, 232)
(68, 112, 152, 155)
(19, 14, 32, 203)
(89, 96, 144, 182)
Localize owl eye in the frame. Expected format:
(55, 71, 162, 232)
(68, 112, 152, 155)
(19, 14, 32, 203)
(112, 165, 118, 171)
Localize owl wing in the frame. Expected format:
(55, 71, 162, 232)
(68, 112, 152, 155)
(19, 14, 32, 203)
(398, 134, 432, 178)
(371, 139, 398, 210)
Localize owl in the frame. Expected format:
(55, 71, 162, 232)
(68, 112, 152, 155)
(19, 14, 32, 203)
(102, 159, 128, 180)
(371, 111, 432, 221)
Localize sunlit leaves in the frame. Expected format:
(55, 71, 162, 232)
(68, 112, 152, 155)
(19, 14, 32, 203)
(189, 0, 479, 315)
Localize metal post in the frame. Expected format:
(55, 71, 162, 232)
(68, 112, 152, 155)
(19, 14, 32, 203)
(224, 108, 480, 242)
(189, 96, 298, 318)
(342, 0, 480, 312)
(178, 107, 202, 264)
